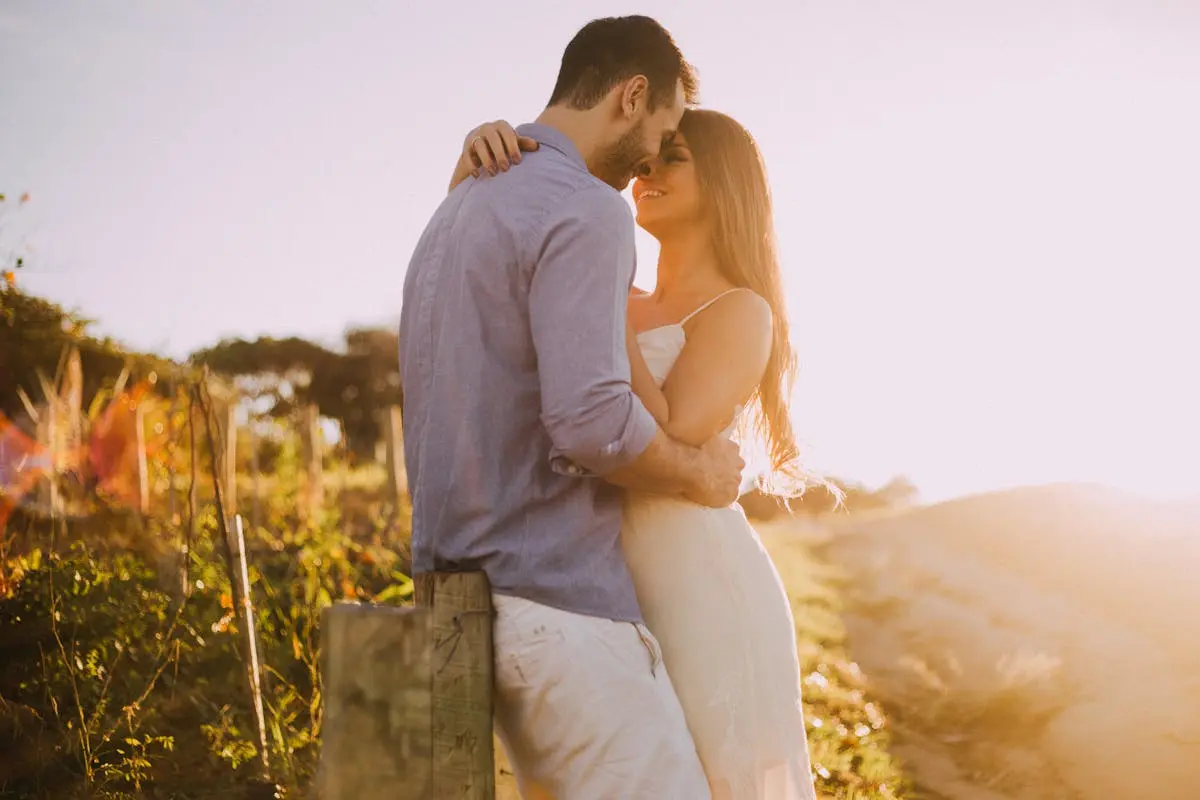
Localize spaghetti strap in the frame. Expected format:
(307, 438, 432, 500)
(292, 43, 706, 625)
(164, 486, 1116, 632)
(678, 288, 749, 326)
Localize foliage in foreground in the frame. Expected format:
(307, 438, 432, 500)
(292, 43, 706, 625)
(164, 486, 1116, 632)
(3, 509, 913, 799)
(0, 493, 411, 799)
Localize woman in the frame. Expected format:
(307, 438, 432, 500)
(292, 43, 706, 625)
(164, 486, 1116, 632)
(449, 110, 817, 800)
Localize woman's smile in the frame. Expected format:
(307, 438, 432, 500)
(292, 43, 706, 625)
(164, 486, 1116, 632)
(634, 185, 666, 204)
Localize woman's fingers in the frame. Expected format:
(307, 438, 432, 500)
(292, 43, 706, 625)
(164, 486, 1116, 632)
(492, 122, 540, 161)
(497, 123, 524, 165)
(469, 134, 494, 175)
(484, 127, 510, 172)
(465, 121, 538, 179)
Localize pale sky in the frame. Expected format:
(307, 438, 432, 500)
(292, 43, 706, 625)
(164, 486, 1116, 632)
(3, 0, 1198, 502)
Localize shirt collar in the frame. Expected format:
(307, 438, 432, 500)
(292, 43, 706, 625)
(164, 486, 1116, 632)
(516, 122, 587, 170)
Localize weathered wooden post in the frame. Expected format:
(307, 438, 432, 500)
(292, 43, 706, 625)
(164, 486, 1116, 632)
(415, 571, 495, 799)
(133, 399, 150, 517)
(300, 404, 324, 518)
(384, 405, 406, 506)
(248, 425, 262, 532)
(183, 392, 198, 598)
(317, 603, 433, 800)
(230, 515, 269, 777)
(34, 403, 60, 517)
(200, 376, 238, 518)
(317, 571, 494, 800)
(218, 400, 237, 518)
(60, 347, 83, 482)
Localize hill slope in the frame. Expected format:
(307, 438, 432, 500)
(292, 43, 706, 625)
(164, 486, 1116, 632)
(820, 484, 1200, 799)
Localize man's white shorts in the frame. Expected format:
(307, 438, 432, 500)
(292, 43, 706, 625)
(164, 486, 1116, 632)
(492, 593, 710, 800)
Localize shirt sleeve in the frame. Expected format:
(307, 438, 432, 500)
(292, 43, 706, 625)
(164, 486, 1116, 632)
(527, 185, 657, 476)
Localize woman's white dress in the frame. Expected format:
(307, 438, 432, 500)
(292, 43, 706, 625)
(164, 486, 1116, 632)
(621, 320, 817, 800)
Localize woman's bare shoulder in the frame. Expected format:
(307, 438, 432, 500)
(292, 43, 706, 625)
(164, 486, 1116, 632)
(686, 288, 774, 358)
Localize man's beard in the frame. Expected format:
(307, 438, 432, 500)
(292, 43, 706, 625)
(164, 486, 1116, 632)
(594, 121, 652, 191)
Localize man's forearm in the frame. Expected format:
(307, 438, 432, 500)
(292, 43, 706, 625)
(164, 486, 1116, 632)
(603, 427, 701, 497)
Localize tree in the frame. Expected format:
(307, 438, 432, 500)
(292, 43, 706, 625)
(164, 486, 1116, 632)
(191, 327, 401, 458)
(0, 287, 175, 425)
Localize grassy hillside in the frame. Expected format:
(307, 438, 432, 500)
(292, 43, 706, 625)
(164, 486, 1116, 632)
(821, 484, 1200, 799)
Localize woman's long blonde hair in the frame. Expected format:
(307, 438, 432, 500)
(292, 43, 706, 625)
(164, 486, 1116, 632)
(680, 109, 808, 495)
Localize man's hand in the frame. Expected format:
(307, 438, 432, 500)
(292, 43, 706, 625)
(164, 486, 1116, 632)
(683, 435, 745, 508)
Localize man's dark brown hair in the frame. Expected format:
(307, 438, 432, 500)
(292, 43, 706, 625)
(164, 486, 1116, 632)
(548, 16, 699, 111)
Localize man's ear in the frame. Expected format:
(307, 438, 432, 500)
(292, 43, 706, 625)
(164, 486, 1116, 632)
(619, 75, 650, 119)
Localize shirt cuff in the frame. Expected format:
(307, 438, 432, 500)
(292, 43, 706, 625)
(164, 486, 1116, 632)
(549, 402, 658, 478)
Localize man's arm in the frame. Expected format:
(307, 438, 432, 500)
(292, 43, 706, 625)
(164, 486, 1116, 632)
(604, 427, 742, 507)
(527, 187, 741, 506)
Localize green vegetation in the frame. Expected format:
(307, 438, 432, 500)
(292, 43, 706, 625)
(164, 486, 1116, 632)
(1, 461, 413, 798)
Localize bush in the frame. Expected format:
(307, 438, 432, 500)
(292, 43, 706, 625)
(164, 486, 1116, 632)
(0, 494, 412, 798)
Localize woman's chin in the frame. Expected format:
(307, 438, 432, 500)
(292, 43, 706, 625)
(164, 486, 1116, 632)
(635, 209, 670, 237)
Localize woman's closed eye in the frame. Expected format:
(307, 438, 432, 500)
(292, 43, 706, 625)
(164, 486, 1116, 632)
(660, 147, 690, 166)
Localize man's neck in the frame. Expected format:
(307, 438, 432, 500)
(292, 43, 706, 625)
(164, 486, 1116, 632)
(534, 105, 607, 174)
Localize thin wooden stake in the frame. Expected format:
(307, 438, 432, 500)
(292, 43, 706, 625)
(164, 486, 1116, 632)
(164, 381, 182, 601)
(337, 417, 349, 529)
(196, 382, 269, 778)
(231, 514, 270, 776)
(61, 347, 83, 475)
(222, 400, 237, 518)
(183, 389, 197, 598)
(134, 400, 149, 517)
(300, 404, 324, 519)
(248, 423, 262, 532)
(384, 405, 406, 509)
(35, 403, 60, 518)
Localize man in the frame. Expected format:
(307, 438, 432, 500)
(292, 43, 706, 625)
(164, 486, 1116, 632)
(399, 16, 742, 798)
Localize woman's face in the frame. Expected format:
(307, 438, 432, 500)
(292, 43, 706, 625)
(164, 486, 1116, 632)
(632, 132, 703, 236)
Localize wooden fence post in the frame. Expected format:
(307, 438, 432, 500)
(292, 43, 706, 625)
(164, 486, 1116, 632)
(35, 404, 60, 517)
(230, 515, 269, 778)
(318, 572, 493, 800)
(220, 400, 237, 518)
(383, 405, 406, 508)
(200, 377, 238, 519)
(415, 571, 495, 800)
(61, 347, 83, 483)
(133, 400, 150, 517)
(248, 424, 262, 532)
(184, 392, 198, 598)
(317, 603, 433, 800)
(300, 404, 324, 518)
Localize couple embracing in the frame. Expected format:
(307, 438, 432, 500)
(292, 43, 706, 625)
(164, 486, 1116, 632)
(400, 15, 818, 800)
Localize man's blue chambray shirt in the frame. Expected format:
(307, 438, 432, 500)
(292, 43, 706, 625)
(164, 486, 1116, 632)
(398, 123, 657, 623)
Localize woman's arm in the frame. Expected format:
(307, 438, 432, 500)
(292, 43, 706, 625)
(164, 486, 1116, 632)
(448, 121, 539, 193)
(644, 290, 775, 447)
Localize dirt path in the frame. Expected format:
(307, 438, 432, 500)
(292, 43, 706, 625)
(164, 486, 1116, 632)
(814, 491, 1200, 800)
